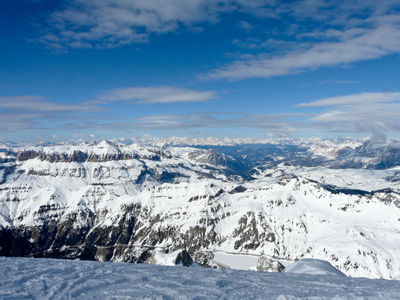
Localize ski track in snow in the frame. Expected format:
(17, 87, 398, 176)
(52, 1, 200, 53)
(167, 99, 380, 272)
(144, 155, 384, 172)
(1, 257, 400, 300)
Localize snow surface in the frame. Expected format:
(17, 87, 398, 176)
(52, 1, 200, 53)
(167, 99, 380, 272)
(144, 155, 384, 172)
(1, 256, 400, 300)
(285, 258, 346, 277)
(212, 251, 259, 270)
(152, 249, 183, 266)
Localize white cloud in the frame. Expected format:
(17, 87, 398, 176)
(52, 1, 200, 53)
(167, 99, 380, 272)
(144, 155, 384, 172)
(64, 112, 301, 138)
(200, 0, 400, 80)
(0, 96, 98, 112)
(297, 91, 400, 140)
(2, 88, 400, 139)
(320, 80, 360, 85)
(0, 87, 217, 133)
(297, 92, 400, 107)
(128, 113, 300, 135)
(206, 22, 400, 80)
(40, 0, 269, 49)
(0, 96, 101, 132)
(95, 86, 217, 104)
(238, 21, 253, 31)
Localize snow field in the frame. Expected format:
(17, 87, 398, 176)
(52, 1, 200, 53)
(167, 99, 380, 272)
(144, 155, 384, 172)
(1, 257, 400, 299)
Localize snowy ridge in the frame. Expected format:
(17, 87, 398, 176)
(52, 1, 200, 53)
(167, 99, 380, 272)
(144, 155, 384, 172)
(1, 139, 400, 279)
(285, 258, 346, 277)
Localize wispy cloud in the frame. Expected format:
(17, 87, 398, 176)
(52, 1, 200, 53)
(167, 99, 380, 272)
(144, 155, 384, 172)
(95, 86, 217, 104)
(0, 86, 217, 133)
(0, 96, 98, 112)
(78, 112, 303, 138)
(39, 0, 275, 49)
(298, 91, 400, 141)
(3, 90, 400, 140)
(36, 0, 400, 93)
(238, 21, 253, 31)
(203, 1, 400, 80)
(232, 38, 300, 52)
(297, 92, 400, 107)
(206, 22, 400, 80)
(0, 96, 101, 132)
(119, 91, 400, 140)
(320, 80, 360, 85)
(136, 113, 299, 129)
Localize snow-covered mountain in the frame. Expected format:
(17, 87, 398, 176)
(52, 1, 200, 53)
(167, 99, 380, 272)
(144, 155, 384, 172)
(1, 139, 400, 279)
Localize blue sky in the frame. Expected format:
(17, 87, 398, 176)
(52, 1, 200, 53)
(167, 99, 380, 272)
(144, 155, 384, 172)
(1, 0, 400, 142)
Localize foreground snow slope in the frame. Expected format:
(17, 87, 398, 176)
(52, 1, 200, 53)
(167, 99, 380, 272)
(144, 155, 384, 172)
(1, 257, 400, 300)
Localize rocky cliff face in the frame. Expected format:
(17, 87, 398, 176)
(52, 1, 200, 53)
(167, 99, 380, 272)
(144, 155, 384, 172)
(1, 140, 400, 279)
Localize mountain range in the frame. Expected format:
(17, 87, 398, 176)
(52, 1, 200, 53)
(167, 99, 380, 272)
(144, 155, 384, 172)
(1, 138, 400, 279)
